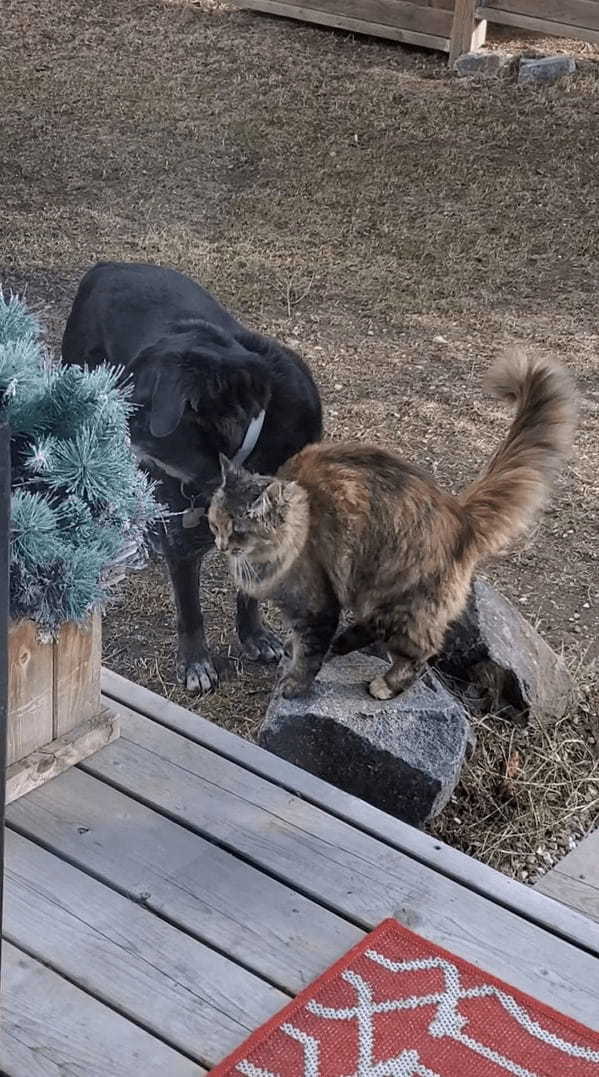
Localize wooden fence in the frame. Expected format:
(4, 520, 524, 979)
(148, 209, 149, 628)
(477, 1, 599, 47)
(241, 0, 483, 61)
(241, 0, 599, 63)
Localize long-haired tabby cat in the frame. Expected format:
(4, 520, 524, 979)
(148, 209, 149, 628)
(209, 352, 577, 701)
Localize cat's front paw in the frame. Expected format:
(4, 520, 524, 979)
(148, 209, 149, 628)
(279, 671, 315, 699)
(368, 673, 395, 701)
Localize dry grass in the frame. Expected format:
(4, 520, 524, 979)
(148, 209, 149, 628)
(2, 0, 599, 880)
(431, 651, 599, 881)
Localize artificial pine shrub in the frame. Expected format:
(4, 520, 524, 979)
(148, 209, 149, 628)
(0, 291, 160, 634)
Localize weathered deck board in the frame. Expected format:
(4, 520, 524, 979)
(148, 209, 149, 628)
(102, 670, 599, 956)
(535, 828, 599, 924)
(74, 703, 599, 1028)
(4, 830, 286, 1067)
(4, 670, 599, 1075)
(6, 766, 363, 993)
(1, 942, 205, 1077)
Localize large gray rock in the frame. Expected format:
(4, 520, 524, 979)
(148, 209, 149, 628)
(260, 653, 473, 827)
(454, 50, 514, 79)
(518, 56, 576, 86)
(436, 578, 574, 726)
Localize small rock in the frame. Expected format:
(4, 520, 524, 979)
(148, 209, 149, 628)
(436, 579, 574, 726)
(260, 653, 473, 827)
(454, 51, 514, 79)
(518, 56, 576, 86)
(433, 335, 449, 345)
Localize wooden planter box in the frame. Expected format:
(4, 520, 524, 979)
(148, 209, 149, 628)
(240, 0, 487, 63)
(6, 611, 119, 803)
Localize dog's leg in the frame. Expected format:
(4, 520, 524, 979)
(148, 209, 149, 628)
(236, 593, 284, 664)
(163, 543, 219, 695)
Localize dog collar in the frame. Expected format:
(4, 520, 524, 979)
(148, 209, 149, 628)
(232, 409, 265, 466)
(181, 410, 266, 529)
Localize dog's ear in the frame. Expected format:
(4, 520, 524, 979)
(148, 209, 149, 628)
(133, 363, 187, 438)
(148, 367, 188, 438)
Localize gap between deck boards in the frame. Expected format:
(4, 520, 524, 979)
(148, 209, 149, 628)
(2, 940, 206, 1076)
(65, 702, 599, 1028)
(5, 685, 599, 1070)
(4, 829, 288, 1069)
(6, 760, 366, 997)
(101, 669, 599, 960)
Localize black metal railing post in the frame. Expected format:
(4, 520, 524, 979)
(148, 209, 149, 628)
(0, 417, 10, 982)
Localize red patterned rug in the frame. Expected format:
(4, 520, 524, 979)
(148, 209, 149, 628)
(211, 918, 599, 1076)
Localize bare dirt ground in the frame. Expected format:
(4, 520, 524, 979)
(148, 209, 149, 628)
(2, 0, 598, 881)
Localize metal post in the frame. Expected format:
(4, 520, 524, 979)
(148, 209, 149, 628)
(0, 418, 10, 981)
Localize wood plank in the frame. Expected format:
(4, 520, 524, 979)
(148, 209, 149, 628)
(1, 942, 204, 1077)
(6, 705, 119, 803)
(258, 0, 454, 33)
(6, 765, 363, 993)
(541, 828, 599, 891)
(101, 670, 599, 957)
(480, 0, 599, 31)
(449, 0, 480, 63)
(240, 0, 451, 49)
(8, 619, 53, 764)
(4, 830, 286, 1067)
(53, 609, 102, 736)
(535, 828, 599, 923)
(477, 5, 599, 42)
(471, 12, 488, 45)
(78, 704, 599, 1028)
(536, 871, 599, 923)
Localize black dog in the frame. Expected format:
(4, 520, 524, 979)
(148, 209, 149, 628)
(62, 262, 322, 693)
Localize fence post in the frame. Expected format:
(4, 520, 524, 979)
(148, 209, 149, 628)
(0, 418, 9, 983)
(449, 0, 486, 65)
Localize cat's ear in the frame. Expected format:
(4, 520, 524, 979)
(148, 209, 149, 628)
(218, 453, 237, 483)
(249, 480, 295, 519)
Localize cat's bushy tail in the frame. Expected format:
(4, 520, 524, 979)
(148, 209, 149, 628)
(459, 350, 577, 557)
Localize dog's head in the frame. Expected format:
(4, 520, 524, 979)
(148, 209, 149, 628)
(129, 321, 272, 449)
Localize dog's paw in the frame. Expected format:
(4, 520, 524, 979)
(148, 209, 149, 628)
(240, 625, 285, 663)
(177, 654, 219, 695)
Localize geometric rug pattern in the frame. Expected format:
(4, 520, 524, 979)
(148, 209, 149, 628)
(210, 918, 599, 1076)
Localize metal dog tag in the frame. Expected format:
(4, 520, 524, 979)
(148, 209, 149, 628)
(182, 506, 204, 529)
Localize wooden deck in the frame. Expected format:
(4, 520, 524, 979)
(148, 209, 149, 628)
(535, 827, 599, 924)
(3, 669, 599, 1074)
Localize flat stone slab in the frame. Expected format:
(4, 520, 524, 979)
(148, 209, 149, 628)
(518, 56, 576, 85)
(260, 653, 473, 827)
(436, 578, 574, 726)
(455, 51, 514, 78)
